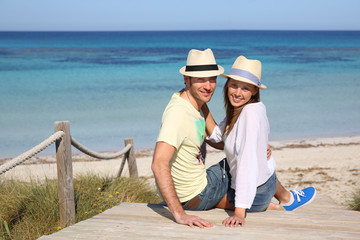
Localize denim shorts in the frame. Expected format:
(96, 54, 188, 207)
(182, 159, 230, 211)
(227, 172, 277, 212)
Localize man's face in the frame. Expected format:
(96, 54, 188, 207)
(185, 76, 217, 106)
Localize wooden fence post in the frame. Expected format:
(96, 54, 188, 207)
(124, 138, 138, 178)
(55, 121, 75, 228)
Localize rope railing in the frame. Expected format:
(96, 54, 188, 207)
(0, 131, 65, 175)
(71, 137, 132, 159)
(0, 132, 135, 176)
(1, 120, 138, 228)
(70, 137, 133, 177)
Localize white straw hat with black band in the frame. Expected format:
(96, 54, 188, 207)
(179, 48, 224, 77)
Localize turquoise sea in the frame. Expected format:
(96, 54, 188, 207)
(1, 31, 360, 158)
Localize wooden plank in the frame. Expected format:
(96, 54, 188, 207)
(39, 195, 360, 240)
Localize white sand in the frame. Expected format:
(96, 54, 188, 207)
(1, 135, 359, 206)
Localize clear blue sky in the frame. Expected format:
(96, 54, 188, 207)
(0, 0, 359, 31)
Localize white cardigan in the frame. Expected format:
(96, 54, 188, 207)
(207, 102, 276, 209)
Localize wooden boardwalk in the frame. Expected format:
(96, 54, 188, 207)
(39, 195, 360, 240)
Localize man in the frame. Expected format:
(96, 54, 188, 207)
(151, 48, 227, 228)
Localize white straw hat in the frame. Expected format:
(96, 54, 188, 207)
(221, 56, 266, 89)
(179, 48, 224, 77)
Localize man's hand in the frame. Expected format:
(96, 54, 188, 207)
(175, 212, 213, 228)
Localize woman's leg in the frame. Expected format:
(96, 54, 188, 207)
(248, 173, 277, 212)
(274, 179, 291, 204)
(265, 178, 291, 210)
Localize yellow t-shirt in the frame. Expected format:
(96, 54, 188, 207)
(157, 92, 207, 203)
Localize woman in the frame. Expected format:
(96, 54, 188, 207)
(203, 56, 316, 227)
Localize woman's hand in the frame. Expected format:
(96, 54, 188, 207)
(267, 144, 272, 160)
(222, 208, 246, 227)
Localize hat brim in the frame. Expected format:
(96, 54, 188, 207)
(221, 73, 267, 89)
(180, 65, 224, 78)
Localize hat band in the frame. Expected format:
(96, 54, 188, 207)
(229, 68, 261, 87)
(185, 64, 219, 72)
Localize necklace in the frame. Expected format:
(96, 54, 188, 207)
(185, 91, 201, 111)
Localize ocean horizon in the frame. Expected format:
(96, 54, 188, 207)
(1, 30, 360, 158)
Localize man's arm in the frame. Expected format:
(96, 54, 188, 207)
(151, 141, 213, 228)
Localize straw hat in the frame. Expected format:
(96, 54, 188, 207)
(179, 48, 224, 77)
(221, 56, 266, 89)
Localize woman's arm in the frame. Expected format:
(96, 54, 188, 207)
(202, 103, 224, 149)
(204, 139, 224, 150)
(233, 105, 262, 210)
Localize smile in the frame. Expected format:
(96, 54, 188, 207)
(201, 91, 212, 96)
(232, 95, 243, 103)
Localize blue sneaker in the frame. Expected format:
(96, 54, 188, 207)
(282, 187, 316, 211)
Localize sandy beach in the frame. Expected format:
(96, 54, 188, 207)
(1, 135, 359, 207)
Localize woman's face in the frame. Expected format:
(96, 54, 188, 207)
(227, 78, 258, 108)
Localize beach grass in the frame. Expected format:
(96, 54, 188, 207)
(348, 188, 360, 211)
(0, 174, 161, 240)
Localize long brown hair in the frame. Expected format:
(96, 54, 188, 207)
(223, 78, 260, 136)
